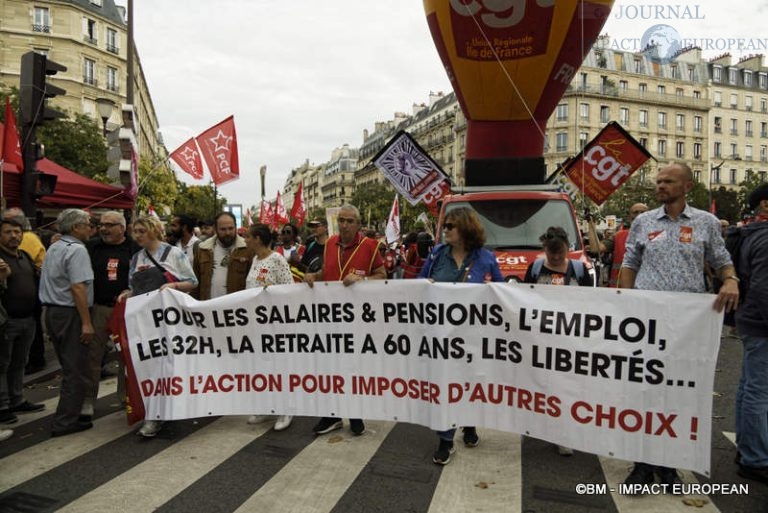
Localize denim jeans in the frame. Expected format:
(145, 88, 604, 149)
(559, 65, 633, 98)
(735, 334, 768, 468)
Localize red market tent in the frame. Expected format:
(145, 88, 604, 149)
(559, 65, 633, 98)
(1, 158, 134, 210)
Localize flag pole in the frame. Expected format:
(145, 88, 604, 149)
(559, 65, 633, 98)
(212, 181, 218, 217)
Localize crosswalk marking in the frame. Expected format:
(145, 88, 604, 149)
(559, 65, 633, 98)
(56, 416, 269, 513)
(233, 420, 396, 513)
(428, 430, 523, 513)
(0, 409, 133, 491)
(599, 456, 721, 513)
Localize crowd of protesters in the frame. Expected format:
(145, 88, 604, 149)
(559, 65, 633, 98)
(0, 168, 765, 487)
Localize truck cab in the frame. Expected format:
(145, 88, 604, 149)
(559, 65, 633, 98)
(436, 186, 593, 283)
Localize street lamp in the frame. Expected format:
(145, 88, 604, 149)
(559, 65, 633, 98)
(260, 165, 267, 201)
(95, 98, 115, 137)
(709, 160, 725, 211)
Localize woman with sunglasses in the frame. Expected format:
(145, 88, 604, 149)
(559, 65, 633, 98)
(243, 223, 294, 431)
(419, 207, 503, 465)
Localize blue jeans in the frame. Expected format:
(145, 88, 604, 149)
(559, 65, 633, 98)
(735, 334, 768, 468)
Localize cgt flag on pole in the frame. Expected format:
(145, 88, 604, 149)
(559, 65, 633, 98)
(290, 182, 307, 227)
(195, 115, 239, 186)
(2, 97, 24, 170)
(385, 195, 401, 246)
(243, 207, 252, 227)
(260, 200, 275, 227)
(169, 137, 204, 180)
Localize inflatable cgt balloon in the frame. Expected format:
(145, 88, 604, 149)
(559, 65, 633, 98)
(424, 0, 615, 185)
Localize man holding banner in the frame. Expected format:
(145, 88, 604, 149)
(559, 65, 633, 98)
(304, 204, 386, 436)
(619, 163, 739, 489)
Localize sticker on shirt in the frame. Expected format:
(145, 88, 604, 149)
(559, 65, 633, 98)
(353, 269, 366, 276)
(107, 258, 119, 281)
(679, 226, 693, 243)
(551, 273, 565, 286)
(647, 230, 667, 242)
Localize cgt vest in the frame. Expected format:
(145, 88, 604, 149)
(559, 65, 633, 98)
(323, 234, 381, 281)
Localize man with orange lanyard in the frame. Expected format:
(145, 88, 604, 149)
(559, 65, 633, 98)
(304, 204, 386, 436)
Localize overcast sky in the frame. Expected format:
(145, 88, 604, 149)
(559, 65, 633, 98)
(127, 1, 766, 209)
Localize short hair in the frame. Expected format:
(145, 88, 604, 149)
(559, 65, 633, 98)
(444, 207, 486, 250)
(248, 223, 273, 247)
(2, 207, 31, 231)
(133, 216, 165, 240)
(100, 211, 126, 227)
(57, 209, 91, 235)
(540, 226, 570, 252)
(214, 211, 236, 227)
(669, 162, 693, 181)
(339, 204, 361, 221)
(175, 214, 197, 233)
(0, 218, 24, 231)
(282, 224, 298, 237)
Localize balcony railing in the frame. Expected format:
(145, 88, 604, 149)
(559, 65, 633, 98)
(84, 35, 98, 45)
(107, 44, 119, 54)
(83, 76, 97, 86)
(32, 24, 50, 33)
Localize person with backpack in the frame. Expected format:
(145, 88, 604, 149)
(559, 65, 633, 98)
(734, 183, 768, 485)
(419, 207, 503, 465)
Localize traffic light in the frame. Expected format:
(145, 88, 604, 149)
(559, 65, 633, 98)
(19, 51, 66, 127)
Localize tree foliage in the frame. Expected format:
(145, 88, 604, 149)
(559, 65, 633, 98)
(37, 113, 110, 181)
(135, 158, 178, 216)
(174, 183, 226, 222)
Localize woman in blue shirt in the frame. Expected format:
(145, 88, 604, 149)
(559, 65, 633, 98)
(419, 207, 502, 464)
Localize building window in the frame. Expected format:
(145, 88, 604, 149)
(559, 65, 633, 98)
(675, 114, 685, 131)
(688, 65, 696, 81)
(619, 80, 628, 90)
(694, 169, 701, 182)
(638, 83, 647, 93)
(556, 133, 568, 152)
(670, 65, 680, 79)
(676, 141, 685, 158)
(657, 85, 666, 94)
(714, 91, 722, 107)
(746, 120, 753, 137)
(746, 145, 753, 160)
(760, 171, 767, 182)
(676, 88, 684, 97)
(761, 98, 768, 113)
(714, 142, 722, 158)
(694, 115, 702, 133)
(746, 96, 753, 111)
(83, 58, 96, 86)
(713, 168, 721, 183)
(84, 18, 97, 44)
(106, 67, 118, 92)
(762, 122, 768, 137)
(714, 116, 722, 133)
(106, 28, 119, 54)
(713, 66, 722, 82)
(761, 145, 767, 161)
(731, 118, 738, 135)
(634, 58, 643, 73)
(760, 73, 768, 89)
(556, 104, 568, 121)
(579, 72, 587, 89)
(693, 90, 701, 99)
(639, 137, 648, 148)
(731, 143, 739, 158)
(658, 111, 667, 129)
(694, 142, 702, 159)
(33, 7, 50, 32)
(730, 169, 737, 184)
(744, 71, 753, 87)
(639, 109, 649, 127)
(729, 68, 738, 84)
(620, 107, 629, 124)
(600, 105, 610, 123)
(579, 103, 589, 120)
(580, 132, 588, 148)
(658, 139, 667, 156)
(730, 93, 738, 109)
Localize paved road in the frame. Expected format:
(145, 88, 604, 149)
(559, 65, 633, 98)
(0, 331, 765, 513)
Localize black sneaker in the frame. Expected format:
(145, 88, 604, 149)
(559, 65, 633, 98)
(433, 439, 456, 465)
(656, 466, 683, 491)
(462, 427, 479, 447)
(350, 419, 365, 436)
(0, 409, 18, 425)
(738, 464, 768, 485)
(11, 401, 45, 413)
(313, 417, 343, 435)
(623, 463, 655, 492)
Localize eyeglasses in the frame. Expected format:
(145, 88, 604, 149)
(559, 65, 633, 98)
(442, 223, 456, 231)
(338, 217, 357, 224)
(99, 222, 121, 229)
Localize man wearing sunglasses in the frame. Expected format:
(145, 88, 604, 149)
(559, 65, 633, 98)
(304, 204, 386, 436)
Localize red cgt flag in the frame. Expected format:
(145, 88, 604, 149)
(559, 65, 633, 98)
(169, 137, 204, 180)
(195, 115, 239, 185)
(2, 97, 24, 170)
(260, 200, 275, 227)
(275, 191, 288, 225)
(290, 182, 307, 227)
(243, 207, 251, 227)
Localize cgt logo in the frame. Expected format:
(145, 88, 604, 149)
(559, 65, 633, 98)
(450, 0, 555, 28)
(584, 141, 633, 187)
(496, 254, 529, 267)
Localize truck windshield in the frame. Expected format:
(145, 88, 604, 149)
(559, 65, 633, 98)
(443, 199, 583, 251)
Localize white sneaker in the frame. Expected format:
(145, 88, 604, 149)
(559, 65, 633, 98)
(274, 415, 292, 431)
(138, 420, 163, 437)
(557, 445, 574, 456)
(247, 415, 271, 425)
(0, 429, 13, 442)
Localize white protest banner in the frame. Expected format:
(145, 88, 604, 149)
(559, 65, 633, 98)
(123, 281, 721, 474)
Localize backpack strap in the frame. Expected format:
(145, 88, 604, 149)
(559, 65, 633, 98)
(571, 259, 585, 281)
(531, 258, 544, 280)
